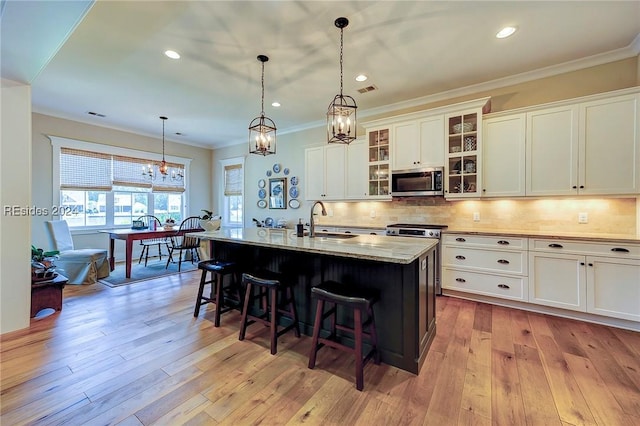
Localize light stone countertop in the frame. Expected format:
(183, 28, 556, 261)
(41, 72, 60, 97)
(188, 228, 438, 264)
(444, 228, 640, 244)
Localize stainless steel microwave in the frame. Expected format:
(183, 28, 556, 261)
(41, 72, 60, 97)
(390, 167, 444, 197)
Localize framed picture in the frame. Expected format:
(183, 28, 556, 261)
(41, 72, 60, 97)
(268, 177, 287, 209)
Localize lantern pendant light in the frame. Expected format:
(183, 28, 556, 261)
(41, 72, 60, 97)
(327, 17, 357, 144)
(158, 116, 169, 178)
(249, 55, 277, 156)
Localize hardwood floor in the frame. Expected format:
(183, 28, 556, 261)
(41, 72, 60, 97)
(2, 271, 639, 425)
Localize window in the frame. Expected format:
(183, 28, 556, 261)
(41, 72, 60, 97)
(51, 137, 190, 229)
(220, 158, 244, 226)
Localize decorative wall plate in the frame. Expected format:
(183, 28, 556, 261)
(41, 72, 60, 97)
(258, 179, 266, 188)
(283, 168, 290, 175)
(288, 199, 300, 209)
(258, 188, 266, 199)
(290, 176, 298, 186)
(266, 170, 272, 177)
(257, 199, 267, 208)
(289, 186, 299, 199)
(272, 163, 281, 173)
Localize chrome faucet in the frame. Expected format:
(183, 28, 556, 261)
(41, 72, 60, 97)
(309, 200, 327, 238)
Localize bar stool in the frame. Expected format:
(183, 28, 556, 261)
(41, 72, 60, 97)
(238, 272, 300, 355)
(194, 260, 242, 327)
(308, 280, 380, 391)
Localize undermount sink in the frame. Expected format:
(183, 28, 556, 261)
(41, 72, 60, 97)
(314, 232, 358, 239)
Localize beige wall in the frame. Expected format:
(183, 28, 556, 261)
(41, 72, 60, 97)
(214, 57, 639, 235)
(31, 114, 214, 257)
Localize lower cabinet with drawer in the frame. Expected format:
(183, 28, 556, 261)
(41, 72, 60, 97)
(529, 238, 640, 322)
(442, 234, 528, 301)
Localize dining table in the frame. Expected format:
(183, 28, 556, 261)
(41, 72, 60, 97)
(99, 227, 201, 278)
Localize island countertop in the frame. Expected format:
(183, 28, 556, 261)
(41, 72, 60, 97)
(188, 228, 437, 264)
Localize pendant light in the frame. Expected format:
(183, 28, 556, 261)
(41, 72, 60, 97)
(249, 55, 277, 156)
(158, 116, 169, 178)
(327, 17, 357, 144)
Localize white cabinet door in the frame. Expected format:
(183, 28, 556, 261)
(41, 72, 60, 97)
(526, 105, 580, 196)
(305, 146, 325, 200)
(323, 144, 346, 199)
(586, 256, 640, 322)
(580, 94, 640, 195)
(529, 252, 586, 312)
(482, 113, 526, 197)
(346, 139, 368, 199)
(419, 115, 445, 168)
(304, 145, 346, 200)
(392, 121, 420, 171)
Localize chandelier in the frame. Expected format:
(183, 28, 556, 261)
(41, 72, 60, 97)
(327, 17, 357, 144)
(142, 116, 184, 182)
(249, 55, 277, 156)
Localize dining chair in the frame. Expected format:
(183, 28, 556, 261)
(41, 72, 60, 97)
(165, 216, 203, 271)
(136, 215, 169, 266)
(45, 220, 110, 284)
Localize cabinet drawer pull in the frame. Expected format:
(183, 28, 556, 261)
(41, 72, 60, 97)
(548, 243, 563, 248)
(497, 259, 510, 264)
(455, 278, 466, 283)
(455, 255, 466, 260)
(455, 237, 466, 242)
(497, 240, 510, 245)
(611, 247, 630, 253)
(497, 284, 510, 289)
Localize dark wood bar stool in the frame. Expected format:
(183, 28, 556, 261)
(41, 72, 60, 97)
(308, 280, 380, 391)
(194, 260, 242, 327)
(238, 272, 300, 355)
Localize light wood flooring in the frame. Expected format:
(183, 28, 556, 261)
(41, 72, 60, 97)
(2, 270, 640, 425)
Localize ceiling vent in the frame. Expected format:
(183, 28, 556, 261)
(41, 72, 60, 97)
(357, 85, 378, 94)
(87, 111, 106, 117)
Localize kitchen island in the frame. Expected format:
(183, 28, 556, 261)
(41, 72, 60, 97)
(188, 228, 438, 374)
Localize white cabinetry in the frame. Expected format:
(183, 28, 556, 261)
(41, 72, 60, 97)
(445, 108, 484, 198)
(482, 113, 526, 197)
(442, 234, 528, 301)
(346, 138, 368, 199)
(304, 144, 346, 200)
(391, 115, 444, 171)
(366, 127, 391, 199)
(526, 92, 639, 196)
(529, 238, 640, 321)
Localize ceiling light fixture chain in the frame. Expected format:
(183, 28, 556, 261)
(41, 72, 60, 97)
(249, 54, 277, 156)
(327, 16, 357, 145)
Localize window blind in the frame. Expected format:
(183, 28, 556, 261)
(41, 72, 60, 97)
(224, 164, 243, 196)
(60, 148, 112, 191)
(112, 155, 153, 188)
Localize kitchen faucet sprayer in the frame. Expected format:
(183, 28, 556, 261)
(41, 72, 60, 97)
(309, 200, 327, 238)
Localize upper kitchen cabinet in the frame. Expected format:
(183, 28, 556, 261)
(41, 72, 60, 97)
(527, 91, 640, 196)
(482, 113, 526, 197)
(304, 144, 346, 200)
(346, 137, 369, 199)
(391, 115, 445, 171)
(366, 127, 391, 199)
(445, 109, 482, 198)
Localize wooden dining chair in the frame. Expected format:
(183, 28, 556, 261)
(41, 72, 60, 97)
(165, 216, 203, 271)
(136, 215, 169, 266)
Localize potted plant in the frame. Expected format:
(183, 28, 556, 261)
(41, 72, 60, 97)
(31, 245, 59, 280)
(163, 217, 176, 230)
(199, 209, 221, 231)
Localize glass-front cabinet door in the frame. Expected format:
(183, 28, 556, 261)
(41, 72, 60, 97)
(446, 110, 482, 198)
(367, 128, 391, 198)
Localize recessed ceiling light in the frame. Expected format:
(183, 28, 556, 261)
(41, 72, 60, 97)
(272, 101, 281, 107)
(164, 50, 180, 59)
(355, 74, 368, 82)
(496, 26, 517, 39)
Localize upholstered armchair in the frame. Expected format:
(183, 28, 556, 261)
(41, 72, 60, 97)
(45, 220, 110, 284)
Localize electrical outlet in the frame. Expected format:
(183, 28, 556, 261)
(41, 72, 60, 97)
(473, 212, 480, 222)
(327, 209, 334, 217)
(578, 212, 588, 224)
(370, 210, 376, 218)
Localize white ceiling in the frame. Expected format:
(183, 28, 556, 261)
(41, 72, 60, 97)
(2, 1, 640, 149)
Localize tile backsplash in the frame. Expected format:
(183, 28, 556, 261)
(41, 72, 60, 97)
(317, 197, 638, 236)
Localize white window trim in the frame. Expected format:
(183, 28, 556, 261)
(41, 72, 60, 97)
(49, 135, 192, 232)
(219, 156, 245, 227)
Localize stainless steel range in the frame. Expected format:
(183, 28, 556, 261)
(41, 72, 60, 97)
(386, 223, 447, 295)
